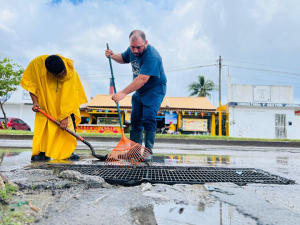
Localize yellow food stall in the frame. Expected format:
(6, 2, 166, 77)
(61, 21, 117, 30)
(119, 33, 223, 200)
(79, 95, 219, 135)
(78, 95, 131, 134)
(77, 111, 124, 134)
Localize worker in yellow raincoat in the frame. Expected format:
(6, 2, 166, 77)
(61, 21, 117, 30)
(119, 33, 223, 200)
(20, 55, 88, 161)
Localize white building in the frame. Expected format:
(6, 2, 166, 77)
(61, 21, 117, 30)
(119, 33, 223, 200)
(227, 75, 300, 139)
(0, 76, 91, 132)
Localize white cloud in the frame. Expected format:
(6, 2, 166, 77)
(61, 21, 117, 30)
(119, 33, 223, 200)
(250, 0, 282, 24)
(173, 1, 195, 18)
(1, 0, 300, 105)
(0, 23, 15, 34)
(0, 9, 16, 22)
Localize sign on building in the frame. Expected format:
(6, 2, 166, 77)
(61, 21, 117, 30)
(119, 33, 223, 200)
(164, 111, 178, 124)
(22, 90, 31, 100)
(182, 118, 207, 131)
(228, 102, 300, 107)
(253, 86, 270, 102)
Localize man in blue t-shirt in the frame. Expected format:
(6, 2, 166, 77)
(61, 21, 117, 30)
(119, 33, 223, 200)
(105, 30, 167, 162)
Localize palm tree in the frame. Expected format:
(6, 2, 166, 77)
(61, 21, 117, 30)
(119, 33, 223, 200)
(188, 75, 218, 97)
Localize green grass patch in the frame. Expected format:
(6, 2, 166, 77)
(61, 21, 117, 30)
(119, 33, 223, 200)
(0, 129, 33, 135)
(78, 132, 300, 142)
(155, 134, 300, 142)
(5, 183, 18, 195)
(0, 183, 19, 200)
(0, 190, 9, 200)
(0, 149, 31, 153)
(0, 211, 35, 224)
(1, 128, 300, 142)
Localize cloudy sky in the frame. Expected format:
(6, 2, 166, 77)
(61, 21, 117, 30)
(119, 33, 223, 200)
(1, 0, 300, 106)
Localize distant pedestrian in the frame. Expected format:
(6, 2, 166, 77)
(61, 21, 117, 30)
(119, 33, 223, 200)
(167, 122, 176, 134)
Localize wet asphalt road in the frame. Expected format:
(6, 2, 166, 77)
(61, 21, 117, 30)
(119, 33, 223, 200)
(1, 139, 300, 224)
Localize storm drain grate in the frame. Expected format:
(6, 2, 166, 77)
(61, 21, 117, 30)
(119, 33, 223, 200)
(34, 164, 295, 186)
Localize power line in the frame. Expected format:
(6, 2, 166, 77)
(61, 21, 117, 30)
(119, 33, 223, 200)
(224, 59, 300, 71)
(80, 64, 217, 78)
(223, 66, 300, 81)
(231, 75, 300, 86)
(223, 65, 300, 76)
(78, 63, 217, 75)
(164, 64, 217, 72)
(76, 59, 217, 72)
(78, 58, 300, 82)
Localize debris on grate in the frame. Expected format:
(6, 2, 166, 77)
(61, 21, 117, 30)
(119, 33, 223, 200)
(32, 164, 296, 186)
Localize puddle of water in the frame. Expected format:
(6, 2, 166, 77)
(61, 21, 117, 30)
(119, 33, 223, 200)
(156, 155, 231, 167)
(0, 149, 110, 170)
(0, 149, 297, 183)
(0, 149, 232, 168)
(154, 201, 256, 225)
(0, 150, 32, 171)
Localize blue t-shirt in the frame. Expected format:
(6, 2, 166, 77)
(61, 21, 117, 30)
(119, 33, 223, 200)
(121, 44, 167, 95)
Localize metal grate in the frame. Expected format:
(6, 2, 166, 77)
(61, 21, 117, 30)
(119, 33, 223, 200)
(34, 164, 295, 186)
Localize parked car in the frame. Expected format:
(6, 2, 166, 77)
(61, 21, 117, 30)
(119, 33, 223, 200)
(0, 117, 31, 131)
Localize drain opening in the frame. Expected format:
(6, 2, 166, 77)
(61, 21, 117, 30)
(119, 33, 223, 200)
(33, 164, 295, 186)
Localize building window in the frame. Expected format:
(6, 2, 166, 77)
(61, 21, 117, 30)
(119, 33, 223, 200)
(275, 114, 286, 139)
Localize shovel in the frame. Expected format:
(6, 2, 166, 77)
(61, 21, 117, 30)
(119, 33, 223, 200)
(37, 108, 108, 161)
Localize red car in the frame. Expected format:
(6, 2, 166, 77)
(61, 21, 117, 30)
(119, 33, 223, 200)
(0, 117, 31, 131)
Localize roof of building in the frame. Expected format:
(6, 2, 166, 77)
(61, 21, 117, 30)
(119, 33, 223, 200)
(87, 95, 217, 112)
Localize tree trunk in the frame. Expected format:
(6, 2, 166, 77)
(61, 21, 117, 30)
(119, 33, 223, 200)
(0, 102, 8, 129)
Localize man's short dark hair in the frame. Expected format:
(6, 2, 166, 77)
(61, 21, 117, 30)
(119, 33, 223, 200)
(129, 30, 146, 42)
(45, 55, 65, 74)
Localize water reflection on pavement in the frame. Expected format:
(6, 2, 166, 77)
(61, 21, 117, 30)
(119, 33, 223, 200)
(0, 149, 232, 170)
(0, 148, 298, 181)
(154, 201, 256, 225)
(1, 148, 299, 225)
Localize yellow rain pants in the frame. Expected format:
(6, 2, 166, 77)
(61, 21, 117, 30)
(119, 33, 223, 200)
(20, 55, 88, 159)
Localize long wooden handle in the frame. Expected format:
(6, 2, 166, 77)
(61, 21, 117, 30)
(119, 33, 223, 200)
(37, 108, 84, 141)
(106, 43, 123, 130)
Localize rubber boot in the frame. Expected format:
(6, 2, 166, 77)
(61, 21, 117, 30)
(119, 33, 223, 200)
(68, 114, 80, 160)
(144, 131, 156, 162)
(130, 130, 143, 145)
(124, 130, 144, 161)
(69, 153, 80, 160)
(31, 152, 50, 161)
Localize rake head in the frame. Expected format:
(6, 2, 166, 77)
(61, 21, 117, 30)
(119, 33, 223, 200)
(105, 135, 151, 167)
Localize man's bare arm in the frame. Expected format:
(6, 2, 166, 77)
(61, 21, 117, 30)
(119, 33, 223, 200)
(30, 92, 40, 112)
(105, 50, 125, 64)
(111, 75, 150, 103)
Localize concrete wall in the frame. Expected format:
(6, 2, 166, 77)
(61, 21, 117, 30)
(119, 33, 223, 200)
(227, 76, 294, 103)
(229, 85, 294, 103)
(0, 104, 21, 118)
(292, 116, 300, 139)
(271, 86, 294, 103)
(79, 75, 91, 101)
(229, 106, 299, 139)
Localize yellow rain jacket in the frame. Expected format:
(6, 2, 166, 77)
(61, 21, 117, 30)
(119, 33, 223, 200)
(20, 55, 88, 159)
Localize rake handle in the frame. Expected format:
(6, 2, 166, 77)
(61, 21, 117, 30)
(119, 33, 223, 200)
(107, 43, 123, 130)
(37, 108, 84, 141)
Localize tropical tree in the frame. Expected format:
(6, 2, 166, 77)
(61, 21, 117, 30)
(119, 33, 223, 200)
(188, 75, 218, 97)
(0, 56, 24, 129)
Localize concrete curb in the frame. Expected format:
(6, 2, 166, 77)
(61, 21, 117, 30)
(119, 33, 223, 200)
(1, 134, 300, 147)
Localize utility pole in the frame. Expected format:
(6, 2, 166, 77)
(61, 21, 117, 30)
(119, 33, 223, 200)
(218, 55, 222, 136)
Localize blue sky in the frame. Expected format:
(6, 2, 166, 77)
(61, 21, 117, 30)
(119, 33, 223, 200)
(1, 0, 300, 106)
(52, 0, 83, 4)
